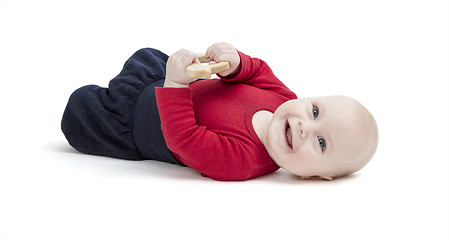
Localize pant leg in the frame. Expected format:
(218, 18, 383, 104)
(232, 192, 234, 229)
(61, 84, 145, 159)
(61, 48, 169, 160)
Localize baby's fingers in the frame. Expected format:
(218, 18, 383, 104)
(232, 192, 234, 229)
(206, 44, 219, 61)
(206, 42, 234, 61)
(174, 49, 198, 67)
(214, 49, 237, 62)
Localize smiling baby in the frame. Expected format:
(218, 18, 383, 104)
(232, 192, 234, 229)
(62, 42, 378, 181)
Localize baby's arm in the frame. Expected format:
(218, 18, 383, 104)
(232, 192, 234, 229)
(155, 86, 253, 181)
(208, 44, 296, 99)
(156, 46, 254, 180)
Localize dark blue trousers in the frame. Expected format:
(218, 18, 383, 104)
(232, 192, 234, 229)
(61, 48, 184, 166)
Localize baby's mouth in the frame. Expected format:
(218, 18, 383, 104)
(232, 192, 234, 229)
(285, 120, 293, 149)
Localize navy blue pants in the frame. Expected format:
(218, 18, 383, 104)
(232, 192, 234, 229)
(61, 48, 185, 166)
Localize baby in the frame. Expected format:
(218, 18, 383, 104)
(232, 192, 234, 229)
(61, 42, 378, 181)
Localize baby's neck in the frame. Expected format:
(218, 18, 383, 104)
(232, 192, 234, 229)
(252, 110, 273, 148)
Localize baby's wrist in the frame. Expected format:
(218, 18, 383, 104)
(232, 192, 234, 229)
(219, 63, 241, 79)
(227, 63, 241, 78)
(164, 79, 189, 88)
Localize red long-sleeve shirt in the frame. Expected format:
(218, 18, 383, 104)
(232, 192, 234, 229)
(155, 51, 297, 181)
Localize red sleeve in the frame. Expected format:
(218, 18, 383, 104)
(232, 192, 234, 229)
(155, 87, 253, 181)
(219, 51, 297, 99)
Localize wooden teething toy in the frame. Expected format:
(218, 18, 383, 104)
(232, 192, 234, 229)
(186, 53, 230, 79)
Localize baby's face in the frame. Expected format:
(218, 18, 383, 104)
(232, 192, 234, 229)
(266, 96, 377, 180)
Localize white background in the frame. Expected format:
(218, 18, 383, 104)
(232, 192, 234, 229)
(1, 0, 448, 240)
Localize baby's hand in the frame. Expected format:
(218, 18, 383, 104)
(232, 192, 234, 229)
(206, 42, 240, 77)
(165, 49, 199, 88)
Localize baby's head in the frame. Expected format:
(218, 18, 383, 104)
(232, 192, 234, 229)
(266, 95, 378, 180)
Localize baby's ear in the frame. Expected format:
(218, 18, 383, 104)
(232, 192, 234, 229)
(299, 175, 333, 181)
(320, 176, 333, 181)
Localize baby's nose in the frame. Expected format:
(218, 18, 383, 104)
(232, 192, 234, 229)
(299, 121, 307, 138)
(300, 129, 306, 138)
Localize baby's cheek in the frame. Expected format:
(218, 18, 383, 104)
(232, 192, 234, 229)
(293, 147, 317, 166)
(281, 152, 314, 176)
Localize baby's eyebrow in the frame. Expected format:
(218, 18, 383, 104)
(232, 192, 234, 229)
(316, 98, 325, 112)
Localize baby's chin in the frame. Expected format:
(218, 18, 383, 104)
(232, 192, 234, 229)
(278, 157, 339, 180)
(277, 163, 312, 178)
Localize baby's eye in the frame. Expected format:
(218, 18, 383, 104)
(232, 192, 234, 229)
(312, 106, 319, 119)
(317, 136, 326, 152)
